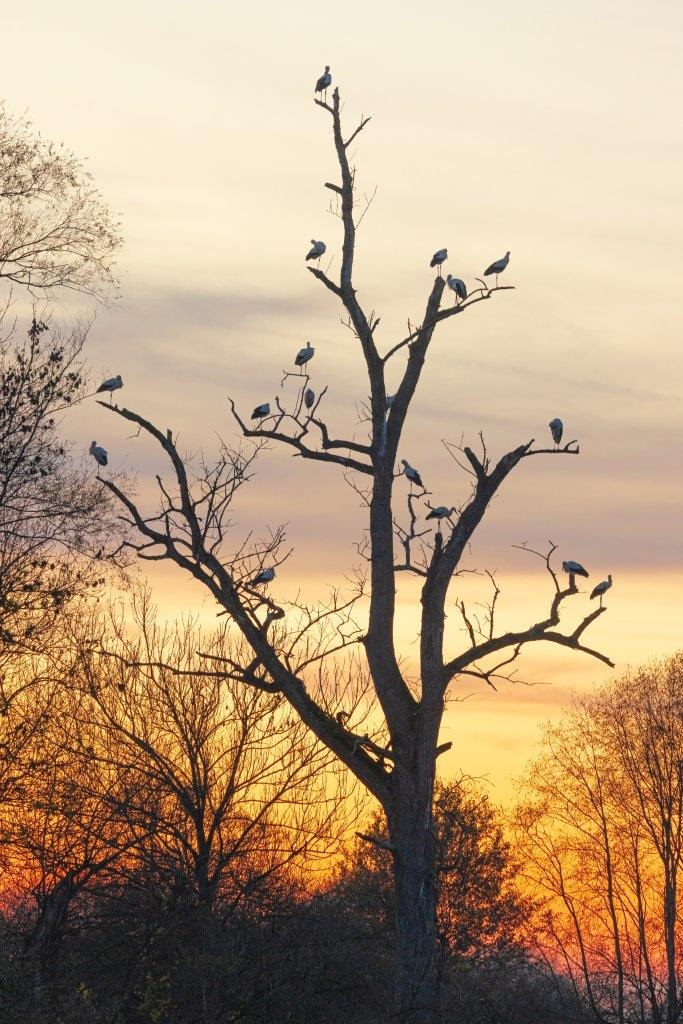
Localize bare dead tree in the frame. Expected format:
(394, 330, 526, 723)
(0, 103, 121, 302)
(94, 83, 612, 1023)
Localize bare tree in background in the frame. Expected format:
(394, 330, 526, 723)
(516, 653, 683, 1024)
(96, 83, 613, 1023)
(70, 591, 362, 908)
(0, 103, 121, 302)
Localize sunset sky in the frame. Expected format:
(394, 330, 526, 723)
(3, 0, 682, 802)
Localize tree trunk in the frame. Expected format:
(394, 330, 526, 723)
(389, 783, 441, 1024)
(24, 871, 76, 1017)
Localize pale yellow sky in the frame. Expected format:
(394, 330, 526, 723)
(3, 0, 682, 801)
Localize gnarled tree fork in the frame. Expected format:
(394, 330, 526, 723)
(97, 84, 612, 1024)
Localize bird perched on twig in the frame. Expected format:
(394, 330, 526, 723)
(304, 388, 315, 410)
(249, 567, 276, 586)
(96, 375, 123, 403)
(251, 403, 270, 420)
(430, 249, 448, 275)
(306, 240, 326, 264)
(562, 560, 589, 579)
(315, 66, 332, 100)
(590, 575, 612, 606)
(445, 275, 467, 303)
(295, 342, 315, 368)
(483, 251, 510, 286)
(425, 505, 456, 522)
(89, 441, 108, 469)
(549, 418, 563, 447)
(401, 459, 424, 489)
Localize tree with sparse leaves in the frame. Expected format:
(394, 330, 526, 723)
(95, 82, 613, 1023)
(0, 102, 121, 302)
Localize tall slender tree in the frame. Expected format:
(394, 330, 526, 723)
(97, 83, 613, 1022)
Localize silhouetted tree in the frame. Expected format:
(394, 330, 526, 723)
(0, 102, 121, 301)
(94, 81, 613, 1022)
(516, 652, 683, 1024)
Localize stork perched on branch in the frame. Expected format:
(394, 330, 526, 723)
(315, 66, 331, 101)
(400, 459, 424, 489)
(295, 342, 315, 368)
(446, 275, 467, 304)
(430, 248, 448, 276)
(306, 239, 326, 264)
(249, 567, 276, 586)
(483, 251, 510, 286)
(590, 575, 613, 607)
(89, 441, 108, 469)
(96, 375, 123, 404)
(549, 418, 563, 447)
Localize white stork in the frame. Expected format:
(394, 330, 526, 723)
(425, 505, 456, 522)
(401, 459, 424, 489)
(304, 388, 315, 410)
(315, 66, 332, 101)
(89, 441, 108, 469)
(251, 403, 270, 420)
(590, 574, 612, 607)
(295, 342, 315, 368)
(445, 275, 467, 304)
(483, 251, 510, 286)
(430, 248, 448, 276)
(562, 559, 589, 579)
(249, 567, 276, 586)
(96, 374, 123, 404)
(549, 418, 563, 447)
(306, 240, 326, 264)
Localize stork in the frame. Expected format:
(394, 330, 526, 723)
(251, 403, 270, 420)
(249, 567, 276, 586)
(400, 459, 424, 489)
(590, 575, 613, 607)
(89, 441, 108, 470)
(315, 66, 332, 102)
(430, 248, 448, 276)
(425, 505, 456, 522)
(483, 251, 510, 286)
(562, 560, 589, 589)
(304, 388, 315, 410)
(295, 342, 315, 368)
(549, 418, 563, 447)
(306, 240, 326, 265)
(445, 274, 467, 304)
(96, 374, 123, 404)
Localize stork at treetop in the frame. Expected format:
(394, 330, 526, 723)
(483, 251, 510, 286)
(315, 66, 331, 100)
(401, 459, 424, 489)
(445, 275, 467, 304)
(295, 342, 315, 368)
(430, 249, 448, 275)
(89, 441, 108, 469)
(549, 418, 563, 447)
(249, 567, 276, 586)
(562, 560, 589, 579)
(590, 574, 613, 607)
(96, 375, 123, 404)
(306, 240, 326, 263)
(251, 403, 270, 420)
